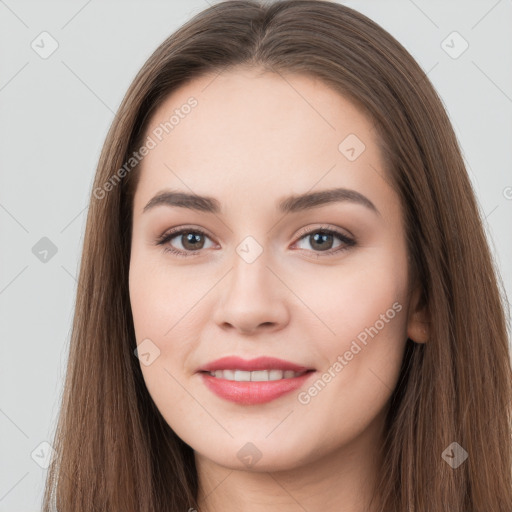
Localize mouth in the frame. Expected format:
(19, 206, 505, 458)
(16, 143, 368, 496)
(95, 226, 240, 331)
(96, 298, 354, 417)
(199, 369, 316, 405)
(197, 356, 316, 405)
(201, 368, 313, 381)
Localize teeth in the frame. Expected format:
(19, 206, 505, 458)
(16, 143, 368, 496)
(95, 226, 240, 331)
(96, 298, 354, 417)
(208, 369, 305, 381)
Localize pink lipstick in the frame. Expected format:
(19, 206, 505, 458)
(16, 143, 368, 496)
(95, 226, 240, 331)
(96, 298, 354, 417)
(197, 356, 316, 405)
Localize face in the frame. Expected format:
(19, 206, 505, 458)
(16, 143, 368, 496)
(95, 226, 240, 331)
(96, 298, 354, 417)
(129, 67, 425, 473)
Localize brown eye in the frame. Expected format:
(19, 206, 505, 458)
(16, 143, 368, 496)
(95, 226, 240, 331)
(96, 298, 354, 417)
(293, 228, 355, 256)
(306, 232, 336, 251)
(156, 228, 215, 257)
(179, 232, 206, 251)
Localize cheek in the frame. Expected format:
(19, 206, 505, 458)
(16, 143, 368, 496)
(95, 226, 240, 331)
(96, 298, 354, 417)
(296, 253, 407, 341)
(129, 263, 166, 339)
(129, 251, 197, 339)
(292, 254, 409, 395)
(128, 253, 210, 384)
(293, 254, 409, 420)
(129, 259, 200, 417)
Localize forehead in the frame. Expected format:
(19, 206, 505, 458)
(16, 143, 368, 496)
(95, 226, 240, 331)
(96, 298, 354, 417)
(134, 67, 390, 215)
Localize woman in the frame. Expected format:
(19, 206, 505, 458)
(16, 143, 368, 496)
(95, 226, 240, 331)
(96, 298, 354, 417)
(42, 1, 512, 511)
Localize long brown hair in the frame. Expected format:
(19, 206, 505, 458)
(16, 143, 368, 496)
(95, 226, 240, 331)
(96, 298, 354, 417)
(42, 1, 512, 510)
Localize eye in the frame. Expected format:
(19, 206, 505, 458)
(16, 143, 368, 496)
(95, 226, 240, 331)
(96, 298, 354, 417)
(292, 226, 356, 257)
(155, 227, 216, 257)
(155, 225, 356, 258)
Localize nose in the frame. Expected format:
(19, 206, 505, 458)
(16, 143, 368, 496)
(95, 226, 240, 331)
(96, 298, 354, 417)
(212, 251, 290, 335)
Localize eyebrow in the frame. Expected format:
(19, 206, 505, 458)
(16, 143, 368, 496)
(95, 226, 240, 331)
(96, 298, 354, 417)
(142, 187, 379, 216)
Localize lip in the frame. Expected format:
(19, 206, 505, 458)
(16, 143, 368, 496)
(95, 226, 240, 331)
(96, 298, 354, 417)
(197, 356, 313, 373)
(200, 370, 316, 405)
(196, 356, 316, 405)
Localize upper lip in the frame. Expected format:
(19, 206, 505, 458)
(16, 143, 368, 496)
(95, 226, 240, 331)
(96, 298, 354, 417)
(197, 356, 314, 373)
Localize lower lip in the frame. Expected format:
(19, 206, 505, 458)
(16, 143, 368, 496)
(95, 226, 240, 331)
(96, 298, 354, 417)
(199, 371, 315, 405)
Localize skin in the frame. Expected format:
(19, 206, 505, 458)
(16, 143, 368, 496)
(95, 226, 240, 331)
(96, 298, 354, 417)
(129, 66, 428, 512)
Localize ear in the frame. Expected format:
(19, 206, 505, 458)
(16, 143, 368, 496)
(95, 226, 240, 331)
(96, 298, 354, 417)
(406, 282, 429, 344)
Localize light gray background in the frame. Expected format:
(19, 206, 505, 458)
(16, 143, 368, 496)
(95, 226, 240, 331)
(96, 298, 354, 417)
(1, 1, 511, 510)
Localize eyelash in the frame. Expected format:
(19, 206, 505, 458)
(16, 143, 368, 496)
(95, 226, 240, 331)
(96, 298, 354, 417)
(155, 225, 356, 258)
